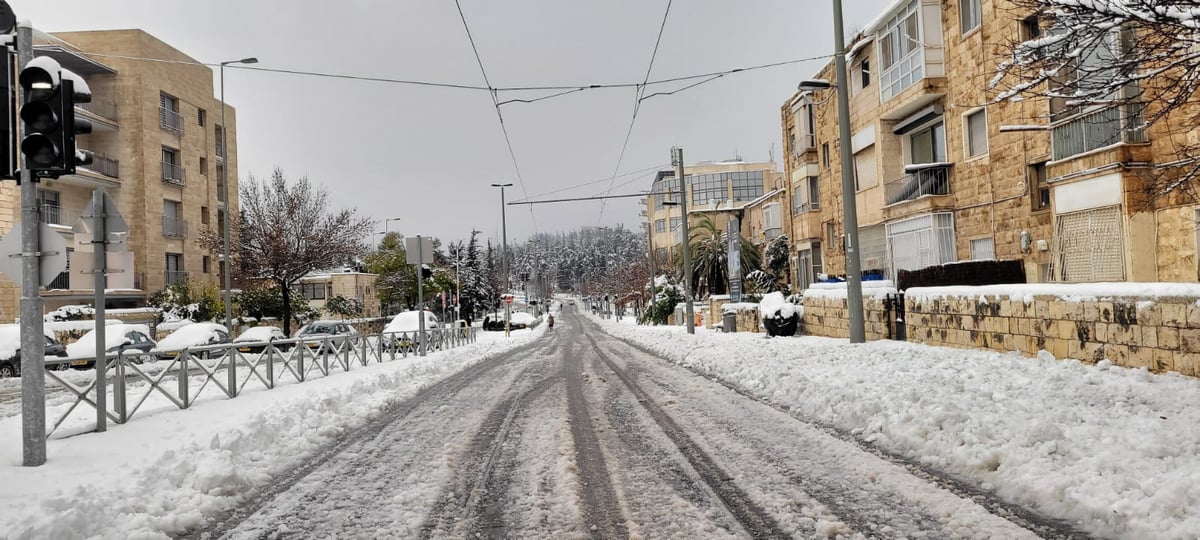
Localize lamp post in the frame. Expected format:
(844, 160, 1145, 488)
(384, 217, 402, 237)
(219, 56, 257, 348)
(797, 0, 865, 343)
(491, 183, 513, 336)
(373, 232, 386, 246)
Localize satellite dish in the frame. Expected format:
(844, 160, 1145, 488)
(0, 2, 15, 35)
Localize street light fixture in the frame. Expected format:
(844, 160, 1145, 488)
(384, 217, 402, 237)
(219, 56, 257, 359)
(798, 0, 865, 343)
(491, 183, 513, 336)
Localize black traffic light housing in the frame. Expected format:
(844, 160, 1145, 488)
(0, 48, 14, 179)
(18, 56, 92, 179)
(420, 265, 432, 280)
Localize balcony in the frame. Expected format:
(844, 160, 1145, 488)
(163, 216, 188, 239)
(764, 227, 783, 241)
(165, 271, 189, 286)
(216, 138, 225, 159)
(1051, 106, 1147, 161)
(162, 161, 186, 186)
(78, 97, 118, 123)
(84, 153, 120, 179)
(885, 163, 952, 205)
(47, 271, 70, 290)
(41, 205, 78, 227)
(160, 107, 184, 135)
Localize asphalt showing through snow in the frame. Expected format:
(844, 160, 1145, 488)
(189, 307, 1091, 539)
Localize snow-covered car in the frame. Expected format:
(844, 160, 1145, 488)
(154, 322, 231, 360)
(482, 311, 539, 331)
(66, 324, 157, 368)
(295, 321, 359, 353)
(233, 326, 292, 354)
(382, 311, 439, 348)
(0, 326, 68, 377)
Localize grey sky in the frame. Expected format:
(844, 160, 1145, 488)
(14, 0, 892, 246)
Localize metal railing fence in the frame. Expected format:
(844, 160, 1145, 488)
(885, 164, 952, 205)
(43, 327, 479, 436)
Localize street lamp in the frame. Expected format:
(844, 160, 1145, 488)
(491, 183, 513, 335)
(219, 56, 257, 348)
(384, 217, 402, 237)
(796, 0, 864, 343)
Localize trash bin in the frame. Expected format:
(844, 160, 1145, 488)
(722, 311, 737, 333)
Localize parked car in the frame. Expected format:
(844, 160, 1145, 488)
(154, 322, 231, 360)
(382, 310, 439, 349)
(0, 326, 68, 377)
(482, 311, 539, 331)
(66, 324, 157, 368)
(233, 326, 292, 354)
(294, 321, 359, 353)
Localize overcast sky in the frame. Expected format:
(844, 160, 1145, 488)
(15, 0, 893, 246)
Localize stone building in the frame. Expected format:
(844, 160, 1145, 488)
(644, 161, 784, 281)
(0, 29, 242, 319)
(298, 269, 381, 319)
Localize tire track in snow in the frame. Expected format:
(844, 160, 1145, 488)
(581, 330, 792, 539)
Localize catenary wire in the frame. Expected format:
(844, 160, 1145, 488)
(511, 163, 670, 203)
(597, 0, 673, 225)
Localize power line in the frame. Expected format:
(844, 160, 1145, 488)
(454, 0, 539, 232)
(597, 0, 673, 225)
(510, 192, 651, 206)
(511, 163, 669, 203)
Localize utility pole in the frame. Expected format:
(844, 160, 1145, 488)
(15, 21, 46, 466)
(672, 147, 694, 334)
(832, 0, 865, 343)
(491, 183, 512, 336)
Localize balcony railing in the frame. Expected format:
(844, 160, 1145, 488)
(78, 97, 118, 121)
(1051, 105, 1147, 161)
(216, 138, 225, 158)
(165, 271, 189, 286)
(163, 216, 188, 239)
(160, 107, 184, 134)
(885, 163, 952, 205)
(793, 201, 817, 214)
(84, 153, 119, 178)
(47, 271, 70, 290)
(41, 205, 77, 227)
(162, 161, 185, 185)
(764, 227, 783, 241)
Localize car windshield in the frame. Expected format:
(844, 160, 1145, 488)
(303, 324, 337, 335)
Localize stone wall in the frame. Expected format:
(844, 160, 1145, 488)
(905, 292, 1200, 376)
(799, 294, 893, 340)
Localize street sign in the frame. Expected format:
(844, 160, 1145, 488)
(504, 294, 514, 304)
(73, 189, 128, 250)
(0, 222, 67, 286)
(405, 236, 433, 266)
(727, 217, 742, 302)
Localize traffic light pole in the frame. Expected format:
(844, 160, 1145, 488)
(16, 22, 47, 466)
(673, 147, 694, 334)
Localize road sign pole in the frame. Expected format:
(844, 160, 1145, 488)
(15, 21, 47, 467)
(416, 235, 425, 357)
(91, 189, 107, 432)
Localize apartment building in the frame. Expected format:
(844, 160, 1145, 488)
(0, 29, 241, 319)
(644, 160, 784, 276)
(298, 269, 381, 319)
(779, 0, 1182, 288)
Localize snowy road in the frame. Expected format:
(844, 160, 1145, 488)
(194, 310, 1080, 539)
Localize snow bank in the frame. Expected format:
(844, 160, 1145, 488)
(0, 327, 544, 538)
(590, 315, 1200, 539)
(907, 282, 1200, 303)
(804, 280, 896, 299)
(65, 323, 150, 357)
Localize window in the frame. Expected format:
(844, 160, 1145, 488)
(198, 108, 207, 127)
(787, 127, 796, 156)
(163, 200, 185, 238)
(960, 0, 981, 33)
(165, 253, 184, 286)
(216, 165, 226, 202)
(655, 219, 666, 232)
(808, 176, 820, 210)
(796, 242, 824, 290)
(822, 142, 831, 168)
(159, 92, 182, 133)
(1051, 206, 1124, 281)
(690, 173, 726, 206)
(853, 147, 877, 190)
(970, 238, 995, 260)
(654, 175, 680, 208)
(825, 221, 837, 250)
(885, 213, 956, 275)
(964, 109, 988, 158)
(861, 59, 871, 88)
(301, 283, 327, 300)
(731, 171, 764, 201)
(37, 188, 63, 226)
(162, 147, 184, 185)
(1030, 162, 1050, 211)
(670, 216, 682, 232)
(202, 255, 210, 274)
(215, 125, 225, 157)
(1020, 14, 1041, 40)
(878, 2, 923, 99)
(200, 157, 207, 176)
(910, 121, 946, 164)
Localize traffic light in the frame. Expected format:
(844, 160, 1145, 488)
(1, 48, 14, 179)
(420, 265, 432, 280)
(18, 56, 92, 179)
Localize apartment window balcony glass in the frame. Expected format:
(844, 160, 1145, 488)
(163, 216, 188, 239)
(165, 271, 189, 286)
(1051, 105, 1147, 161)
(162, 161, 186, 185)
(885, 213, 956, 275)
(885, 163, 952, 205)
(84, 153, 120, 178)
(878, 2, 924, 101)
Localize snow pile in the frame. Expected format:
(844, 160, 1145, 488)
(511, 312, 539, 325)
(383, 310, 439, 334)
(721, 302, 758, 314)
(591, 317, 1200, 539)
(804, 280, 896, 299)
(0, 326, 544, 538)
(908, 282, 1200, 304)
(233, 326, 282, 342)
(44, 305, 95, 322)
(757, 292, 797, 320)
(154, 322, 228, 352)
(65, 323, 150, 357)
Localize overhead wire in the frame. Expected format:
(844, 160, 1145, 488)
(511, 162, 669, 203)
(597, 0, 673, 225)
(453, 0, 539, 233)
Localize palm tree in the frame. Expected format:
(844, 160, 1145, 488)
(673, 215, 762, 298)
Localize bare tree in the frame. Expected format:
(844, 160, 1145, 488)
(200, 168, 375, 334)
(992, 1, 1200, 201)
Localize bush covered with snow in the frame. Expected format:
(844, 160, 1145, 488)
(757, 291, 798, 321)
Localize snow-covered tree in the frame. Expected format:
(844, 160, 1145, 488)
(993, 1, 1200, 198)
(200, 168, 373, 335)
